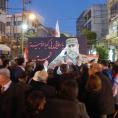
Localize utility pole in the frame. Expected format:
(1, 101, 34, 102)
(21, 0, 26, 56)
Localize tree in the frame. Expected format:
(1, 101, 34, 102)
(82, 29, 97, 52)
(96, 46, 108, 60)
(60, 33, 72, 37)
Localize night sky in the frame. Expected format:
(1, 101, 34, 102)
(8, 0, 106, 35)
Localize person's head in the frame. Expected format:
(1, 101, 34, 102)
(86, 73, 102, 92)
(0, 56, 9, 68)
(25, 90, 46, 111)
(47, 68, 54, 78)
(66, 38, 79, 57)
(34, 63, 44, 72)
(59, 79, 78, 100)
(0, 71, 11, 87)
(100, 60, 109, 69)
(2, 59, 9, 68)
(16, 57, 25, 67)
(9, 60, 17, 67)
(33, 70, 48, 83)
(0, 58, 3, 66)
(89, 63, 103, 75)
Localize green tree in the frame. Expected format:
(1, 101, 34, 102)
(82, 29, 96, 44)
(96, 46, 108, 60)
(60, 33, 72, 37)
(60, 33, 67, 37)
(82, 29, 97, 52)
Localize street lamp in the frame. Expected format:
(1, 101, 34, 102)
(21, 12, 36, 56)
(29, 13, 36, 21)
(21, 23, 28, 55)
(22, 23, 28, 32)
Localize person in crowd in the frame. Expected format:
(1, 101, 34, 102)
(33, 63, 44, 74)
(29, 70, 56, 98)
(0, 56, 7, 68)
(26, 61, 49, 84)
(1, 57, 9, 69)
(53, 64, 69, 78)
(0, 56, 10, 78)
(100, 60, 112, 81)
(0, 57, 3, 67)
(50, 63, 79, 91)
(25, 61, 37, 83)
(78, 64, 89, 102)
(8, 59, 17, 82)
(84, 63, 114, 118)
(76, 55, 82, 67)
(42, 79, 89, 118)
(13, 57, 26, 83)
(0, 70, 30, 118)
(20, 89, 46, 118)
(112, 63, 118, 110)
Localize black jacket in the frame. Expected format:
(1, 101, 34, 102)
(0, 82, 30, 118)
(30, 80, 56, 98)
(84, 72, 115, 118)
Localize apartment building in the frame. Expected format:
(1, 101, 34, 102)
(0, 0, 6, 42)
(76, 4, 108, 40)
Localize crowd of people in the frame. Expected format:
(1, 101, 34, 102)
(0, 55, 118, 118)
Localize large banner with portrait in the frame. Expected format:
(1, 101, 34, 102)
(28, 37, 66, 63)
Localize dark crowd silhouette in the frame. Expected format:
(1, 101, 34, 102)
(0, 55, 118, 118)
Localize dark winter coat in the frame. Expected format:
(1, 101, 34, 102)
(30, 80, 56, 98)
(41, 98, 89, 118)
(0, 82, 30, 118)
(84, 72, 115, 118)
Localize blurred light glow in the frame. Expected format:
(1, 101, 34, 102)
(29, 13, 36, 21)
(22, 23, 28, 31)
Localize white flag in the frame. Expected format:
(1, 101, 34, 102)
(55, 20, 60, 37)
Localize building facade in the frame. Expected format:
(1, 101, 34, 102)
(106, 0, 118, 61)
(6, 11, 55, 40)
(106, 0, 118, 41)
(0, 0, 6, 42)
(6, 12, 46, 39)
(0, 0, 6, 11)
(76, 4, 108, 40)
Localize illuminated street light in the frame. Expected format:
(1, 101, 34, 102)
(29, 13, 36, 21)
(22, 23, 28, 32)
(21, 23, 28, 55)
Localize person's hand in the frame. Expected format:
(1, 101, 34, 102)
(60, 48, 67, 56)
(65, 58, 73, 65)
(43, 60, 49, 71)
(43, 60, 49, 67)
